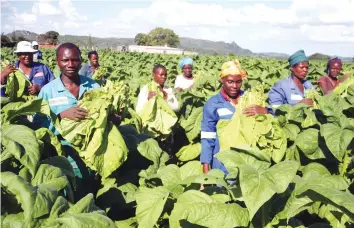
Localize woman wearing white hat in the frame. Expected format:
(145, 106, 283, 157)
(32, 41, 43, 61)
(1, 41, 55, 97)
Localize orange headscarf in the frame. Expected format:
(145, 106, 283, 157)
(220, 59, 247, 79)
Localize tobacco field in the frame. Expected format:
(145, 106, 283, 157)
(1, 48, 354, 228)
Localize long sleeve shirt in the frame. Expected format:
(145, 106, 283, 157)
(136, 83, 179, 113)
(1, 61, 55, 97)
(200, 89, 244, 174)
(268, 75, 313, 108)
(174, 74, 194, 90)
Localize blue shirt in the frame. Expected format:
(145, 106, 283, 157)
(79, 63, 96, 78)
(200, 90, 244, 174)
(268, 75, 313, 107)
(1, 61, 55, 97)
(34, 50, 43, 60)
(35, 74, 100, 135)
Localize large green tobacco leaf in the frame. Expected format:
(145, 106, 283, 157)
(320, 121, 354, 161)
(39, 156, 76, 191)
(1, 98, 51, 124)
(180, 106, 203, 142)
(175, 142, 201, 161)
(35, 128, 63, 156)
(137, 139, 170, 180)
(280, 163, 350, 222)
(60, 119, 128, 179)
(116, 217, 138, 228)
(157, 161, 203, 187)
(215, 147, 271, 175)
(44, 194, 116, 227)
(5, 69, 32, 102)
(1, 124, 41, 176)
(1, 213, 26, 228)
(295, 128, 326, 160)
(169, 190, 249, 228)
(54, 212, 117, 228)
(296, 185, 354, 218)
(31, 164, 74, 202)
(138, 95, 178, 138)
(58, 85, 129, 179)
(283, 123, 301, 141)
(239, 161, 300, 220)
(135, 186, 170, 228)
(218, 114, 286, 163)
(1, 172, 58, 221)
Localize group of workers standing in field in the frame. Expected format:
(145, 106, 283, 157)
(1, 41, 351, 197)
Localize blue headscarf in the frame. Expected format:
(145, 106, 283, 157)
(288, 50, 308, 67)
(179, 57, 193, 69)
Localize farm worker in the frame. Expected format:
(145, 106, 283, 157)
(317, 57, 350, 95)
(35, 43, 100, 201)
(79, 51, 100, 78)
(200, 60, 270, 174)
(174, 57, 194, 91)
(0, 41, 55, 97)
(268, 50, 313, 108)
(32, 41, 43, 61)
(136, 64, 179, 113)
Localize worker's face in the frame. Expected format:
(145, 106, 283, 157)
(17, 52, 33, 66)
(33, 45, 39, 50)
(153, 67, 167, 86)
(328, 62, 342, 78)
(56, 47, 82, 78)
(89, 54, 99, 66)
(291, 61, 309, 80)
(221, 75, 243, 98)
(182, 64, 193, 78)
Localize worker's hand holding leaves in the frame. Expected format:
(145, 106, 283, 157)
(243, 105, 269, 116)
(60, 106, 88, 121)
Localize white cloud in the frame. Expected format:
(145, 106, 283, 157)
(11, 12, 37, 25)
(32, 2, 61, 16)
(291, 0, 354, 25)
(59, 0, 87, 21)
(300, 24, 354, 43)
(63, 21, 80, 28)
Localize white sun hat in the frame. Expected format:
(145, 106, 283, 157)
(14, 41, 37, 53)
(32, 41, 39, 46)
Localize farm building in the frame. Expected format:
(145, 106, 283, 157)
(125, 45, 198, 55)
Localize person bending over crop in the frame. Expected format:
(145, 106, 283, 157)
(136, 64, 179, 113)
(35, 43, 100, 201)
(317, 57, 350, 95)
(0, 41, 54, 96)
(79, 51, 100, 78)
(200, 60, 269, 174)
(268, 50, 313, 108)
(174, 57, 194, 91)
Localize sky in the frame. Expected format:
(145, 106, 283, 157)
(1, 0, 354, 57)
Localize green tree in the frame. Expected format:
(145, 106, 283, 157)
(148, 27, 179, 47)
(134, 33, 150, 46)
(134, 28, 180, 47)
(45, 31, 59, 45)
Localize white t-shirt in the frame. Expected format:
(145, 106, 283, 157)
(174, 74, 194, 90)
(136, 84, 179, 113)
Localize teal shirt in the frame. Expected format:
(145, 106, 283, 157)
(36, 74, 100, 135)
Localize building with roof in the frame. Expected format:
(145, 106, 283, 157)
(125, 45, 198, 55)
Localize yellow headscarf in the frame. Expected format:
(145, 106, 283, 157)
(220, 59, 248, 79)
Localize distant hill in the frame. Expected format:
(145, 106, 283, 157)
(6, 30, 39, 41)
(309, 53, 330, 60)
(5, 30, 278, 57)
(5, 30, 351, 61)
